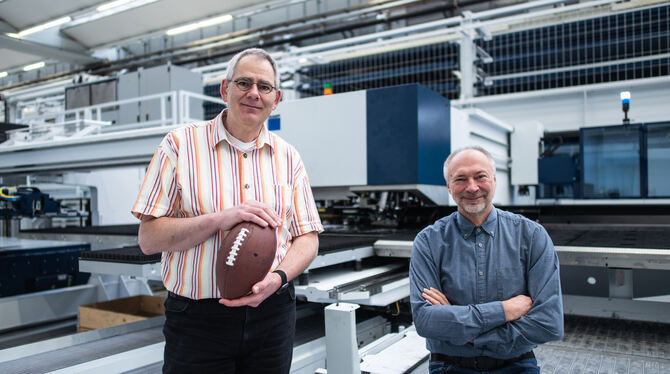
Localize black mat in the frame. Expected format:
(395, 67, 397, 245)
(80, 246, 161, 264)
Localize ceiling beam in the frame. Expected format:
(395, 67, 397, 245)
(0, 33, 99, 67)
(0, 18, 17, 34)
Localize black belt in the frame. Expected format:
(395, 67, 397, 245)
(430, 351, 534, 371)
(168, 292, 219, 303)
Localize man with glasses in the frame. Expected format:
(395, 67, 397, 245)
(410, 146, 563, 373)
(132, 48, 323, 373)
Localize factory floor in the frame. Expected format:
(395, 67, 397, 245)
(534, 315, 670, 374)
(409, 315, 670, 374)
(4, 315, 670, 373)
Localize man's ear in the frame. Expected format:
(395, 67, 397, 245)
(272, 89, 282, 110)
(220, 79, 229, 102)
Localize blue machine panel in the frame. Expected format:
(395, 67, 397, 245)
(0, 238, 91, 297)
(538, 155, 577, 185)
(580, 125, 643, 198)
(268, 116, 281, 131)
(366, 84, 450, 186)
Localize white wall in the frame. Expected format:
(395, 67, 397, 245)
(63, 166, 146, 225)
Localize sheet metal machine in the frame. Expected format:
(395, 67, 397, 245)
(6, 208, 670, 374)
(3, 84, 670, 372)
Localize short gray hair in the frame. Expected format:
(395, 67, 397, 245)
(226, 48, 279, 87)
(443, 146, 496, 182)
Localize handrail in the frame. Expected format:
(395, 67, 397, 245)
(2, 90, 224, 147)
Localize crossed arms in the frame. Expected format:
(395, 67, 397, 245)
(409, 228, 563, 355)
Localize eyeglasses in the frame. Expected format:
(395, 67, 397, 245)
(232, 78, 276, 94)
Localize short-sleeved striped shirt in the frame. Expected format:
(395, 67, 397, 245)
(132, 110, 323, 299)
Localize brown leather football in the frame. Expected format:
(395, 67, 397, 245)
(216, 221, 277, 299)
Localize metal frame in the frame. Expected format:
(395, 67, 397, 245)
(80, 260, 162, 281)
(0, 285, 97, 332)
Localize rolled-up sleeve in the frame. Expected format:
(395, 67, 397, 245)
(131, 134, 179, 220)
(288, 153, 323, 237)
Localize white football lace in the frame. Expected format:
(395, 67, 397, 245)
(225, 227, 250, 266)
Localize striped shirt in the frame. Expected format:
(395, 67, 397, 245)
(132, 110, 323, 299)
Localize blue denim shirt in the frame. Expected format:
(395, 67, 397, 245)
(409, 207, 564, 359)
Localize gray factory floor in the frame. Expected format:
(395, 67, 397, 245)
(4, 315, 670, 373)
(409, 315, 670, 374)
(534, 316, 670, 374)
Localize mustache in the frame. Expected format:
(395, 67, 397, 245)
(459, 193, 486, 199)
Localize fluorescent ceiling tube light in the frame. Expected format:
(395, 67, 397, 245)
(23, 61, 46, 71)
(0, 71, 7, 78)
(18, 16, 72, 37)
(68, 0, 159, 28)
(166, 14, 233, 36)
(97, 0, 135, 12)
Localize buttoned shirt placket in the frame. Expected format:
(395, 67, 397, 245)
(241, 149, 253, 200)
(474, 227, 487, 306)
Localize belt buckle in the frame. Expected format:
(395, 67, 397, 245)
(472, 357, 481, 371)
(471, 356, 497, 371)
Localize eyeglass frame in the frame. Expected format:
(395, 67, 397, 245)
(231, 78, 277, 94)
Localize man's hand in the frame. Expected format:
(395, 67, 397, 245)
(422, 287, 451, 305)
(219, 271, 282, 308)
(221, 200, 281, 231)
(138, 200, 281, 255)
(501, 295, 532, 321)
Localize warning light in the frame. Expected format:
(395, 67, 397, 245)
(324, 82, 333, 95)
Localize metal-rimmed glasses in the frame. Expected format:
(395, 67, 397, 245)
(232, 78, 276, 94)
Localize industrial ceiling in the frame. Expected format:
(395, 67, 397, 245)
(0, 0, 268, 74)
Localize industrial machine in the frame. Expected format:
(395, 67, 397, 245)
(1, 186, 60, 236)
(0, 81, 669, 373)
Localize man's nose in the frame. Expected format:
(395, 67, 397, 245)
(247, 83, 261, 98)
(465, 179, 479, 192)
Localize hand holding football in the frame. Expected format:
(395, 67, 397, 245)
(216, 221, 277, 299)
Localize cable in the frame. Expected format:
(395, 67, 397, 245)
(0, 186, 21, 201)
(391, 301, 401, 316)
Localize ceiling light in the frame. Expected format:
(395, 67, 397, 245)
(6, 33, 20, 39)
(97, 0, 134, 12)
(67, 0, 159, 28)
(23, 61, 46, 71)
(166, 14, 233, 36)
(18, 17, 72, 37)
(0, 71, 8, 78)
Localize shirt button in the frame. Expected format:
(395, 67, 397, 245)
(244, 184, 250, 189)
(243, 153, 248, 158)
(478, 243, 483, 248)
(479, 271, 483, 276)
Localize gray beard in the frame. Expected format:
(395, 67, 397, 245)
(462, 202, 487, 215)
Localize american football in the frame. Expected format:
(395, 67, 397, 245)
(216, 221, 277, 299)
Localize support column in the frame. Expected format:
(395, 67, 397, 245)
(325, 302, 360, 373)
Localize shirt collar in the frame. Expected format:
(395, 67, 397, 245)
(456, 206, 497, 239)
(210, 109, 274, 150)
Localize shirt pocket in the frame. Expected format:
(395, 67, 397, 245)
(497, 266, 526, 300)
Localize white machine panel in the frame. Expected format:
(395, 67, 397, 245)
(511, 121, 542, 185)
(449, 107, 513, 206)
(273, 91, 367, 187)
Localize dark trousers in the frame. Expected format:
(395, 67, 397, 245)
(162, 284, 296, 374)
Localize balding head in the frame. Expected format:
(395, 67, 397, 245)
(443, 146, 496, 183)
